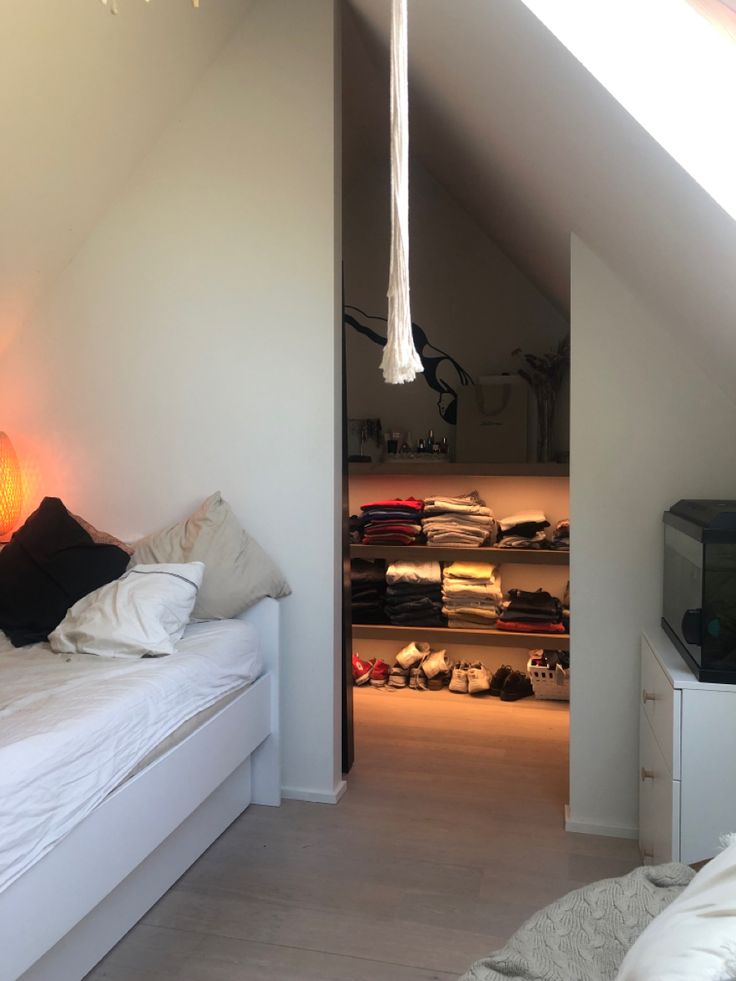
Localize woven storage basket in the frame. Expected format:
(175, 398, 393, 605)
(527, 654, 569, 701)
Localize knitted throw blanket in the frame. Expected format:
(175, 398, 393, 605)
(460, 863, 694, 981)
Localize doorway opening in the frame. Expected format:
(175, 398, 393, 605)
(340, 2, 571, 826)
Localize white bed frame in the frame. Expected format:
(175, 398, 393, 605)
(1, 598, 281, 981)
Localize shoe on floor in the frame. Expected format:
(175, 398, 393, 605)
(395, 641, 431, 669)
(489, 664, 513, 696)
(427, 670, 451, 691)
(352, 653, 373, 686)
(467, 662, 491, 695)
(449, 661, 469, 694)
(499, 669, 534, 701)
(422, 648, 451, 679)
(388, 664, 409, 688)
(409, 664, 428, 690)
(369, 658, 390, 687)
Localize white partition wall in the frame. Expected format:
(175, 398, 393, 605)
(0, 0, 342, 804)
(568, 237, 736, 837)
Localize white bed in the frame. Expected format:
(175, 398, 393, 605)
(0, 597, 281, 981)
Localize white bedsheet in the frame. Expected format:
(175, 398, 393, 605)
(0, 619, 263, 893)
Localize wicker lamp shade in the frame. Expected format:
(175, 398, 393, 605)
(0, 432, 22, 539)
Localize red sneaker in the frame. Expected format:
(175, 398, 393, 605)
(352, 653, 373, 686)
(370, 658, 390, 687)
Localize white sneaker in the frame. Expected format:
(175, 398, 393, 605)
(395, 641, 431, 669)
(467, 662, 491, 695)
(422, 648, 450, 679)
(449, 661, 469, 694)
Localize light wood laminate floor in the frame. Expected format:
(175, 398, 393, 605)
(89, 687, 640, 981)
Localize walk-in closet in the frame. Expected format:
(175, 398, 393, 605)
(342, 1, 572, 813)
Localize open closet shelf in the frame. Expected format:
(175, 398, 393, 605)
(352, 623, 570, 649)
(351, 544, 568, 565)
(348, 462, 569, 477)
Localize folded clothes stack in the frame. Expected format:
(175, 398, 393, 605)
(421, 491, 496, 547)
(385, 560, 444, 626)
(497, 587, 566, 634)
(497, 510, 550, 549)
(441, 561, 502, 628)
(360, 497, 424, 545)
(550, 518, 570, 550)
(350, 559, 386, 624)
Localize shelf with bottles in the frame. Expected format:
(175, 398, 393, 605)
(350, 543, 568, 565)
(348, 461, 568, 477)
(352, 622, 570, 650)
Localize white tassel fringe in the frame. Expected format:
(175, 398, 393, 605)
(381, 0, 422, 385)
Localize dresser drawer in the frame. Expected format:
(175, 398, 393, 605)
(639, 709, 680, 864)
(641, 637, 681, 778)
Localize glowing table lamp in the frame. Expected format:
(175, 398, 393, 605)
(0, 432, 22, 542)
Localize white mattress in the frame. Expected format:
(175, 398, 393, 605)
(0, 619, 263, 893)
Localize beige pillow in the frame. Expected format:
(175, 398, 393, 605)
(132, 492, 290, 619)
(71, 511, 134, 556)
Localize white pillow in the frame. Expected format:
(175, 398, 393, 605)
(132, 492, 291, 620)
(49, 562, 204, 659)
(616, 838, 736, 981)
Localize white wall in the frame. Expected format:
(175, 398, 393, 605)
(344, 159, 569, 458)
(0, 0, 245, 338)
(0, 0, 342, 802)
(569, 236, 736, 836)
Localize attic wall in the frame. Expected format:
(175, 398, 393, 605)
(0, 0, 245, 340)
(344, 158, 569, 458)
(569, 236, 736, 835)
(0, 0, 342, 803)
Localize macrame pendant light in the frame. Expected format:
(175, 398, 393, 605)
(380, 0, 422, 385)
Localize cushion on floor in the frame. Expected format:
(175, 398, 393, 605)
(615, 837, 736, 980)
(459, 862, 694, 981)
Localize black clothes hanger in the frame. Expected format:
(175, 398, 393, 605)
(344, 305, 473, 425)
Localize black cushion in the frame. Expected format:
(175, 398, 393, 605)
(0, 497, 130, 647)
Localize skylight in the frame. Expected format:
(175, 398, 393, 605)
(520, 0, 736, 222)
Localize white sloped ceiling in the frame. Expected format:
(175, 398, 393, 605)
(0, 0, 247, 353)
(346, 0, 736, 397)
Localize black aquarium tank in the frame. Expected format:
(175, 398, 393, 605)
(663, 500, 736, 683)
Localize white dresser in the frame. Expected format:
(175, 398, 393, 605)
(640, 627, 736, 865)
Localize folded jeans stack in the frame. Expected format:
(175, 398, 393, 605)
(441, 561, 502, 628)
(550, 518, 570, 550)
(498, 588, 565, 634)
(385, 560, 444, 626)
(360, 498, 424, 545)
(421, 491, 496, 547)
(498, 510, 550, 549)
(350, 559, 386, 624)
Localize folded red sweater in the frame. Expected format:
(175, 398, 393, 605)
(496, 620, 566, 634)
(360, 497, 424, 511)
(364, 523, 422, 534)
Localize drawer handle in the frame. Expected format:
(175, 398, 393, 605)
(642, 689, 657, 704)
(641, 767, 655, 782)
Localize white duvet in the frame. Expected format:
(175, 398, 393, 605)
(0, 619, 263, 893)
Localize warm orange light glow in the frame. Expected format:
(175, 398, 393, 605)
(0, 432, 22, 539)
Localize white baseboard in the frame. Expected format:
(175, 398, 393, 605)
(282, 779, 347, 805)
(564, 804, 638, 840)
